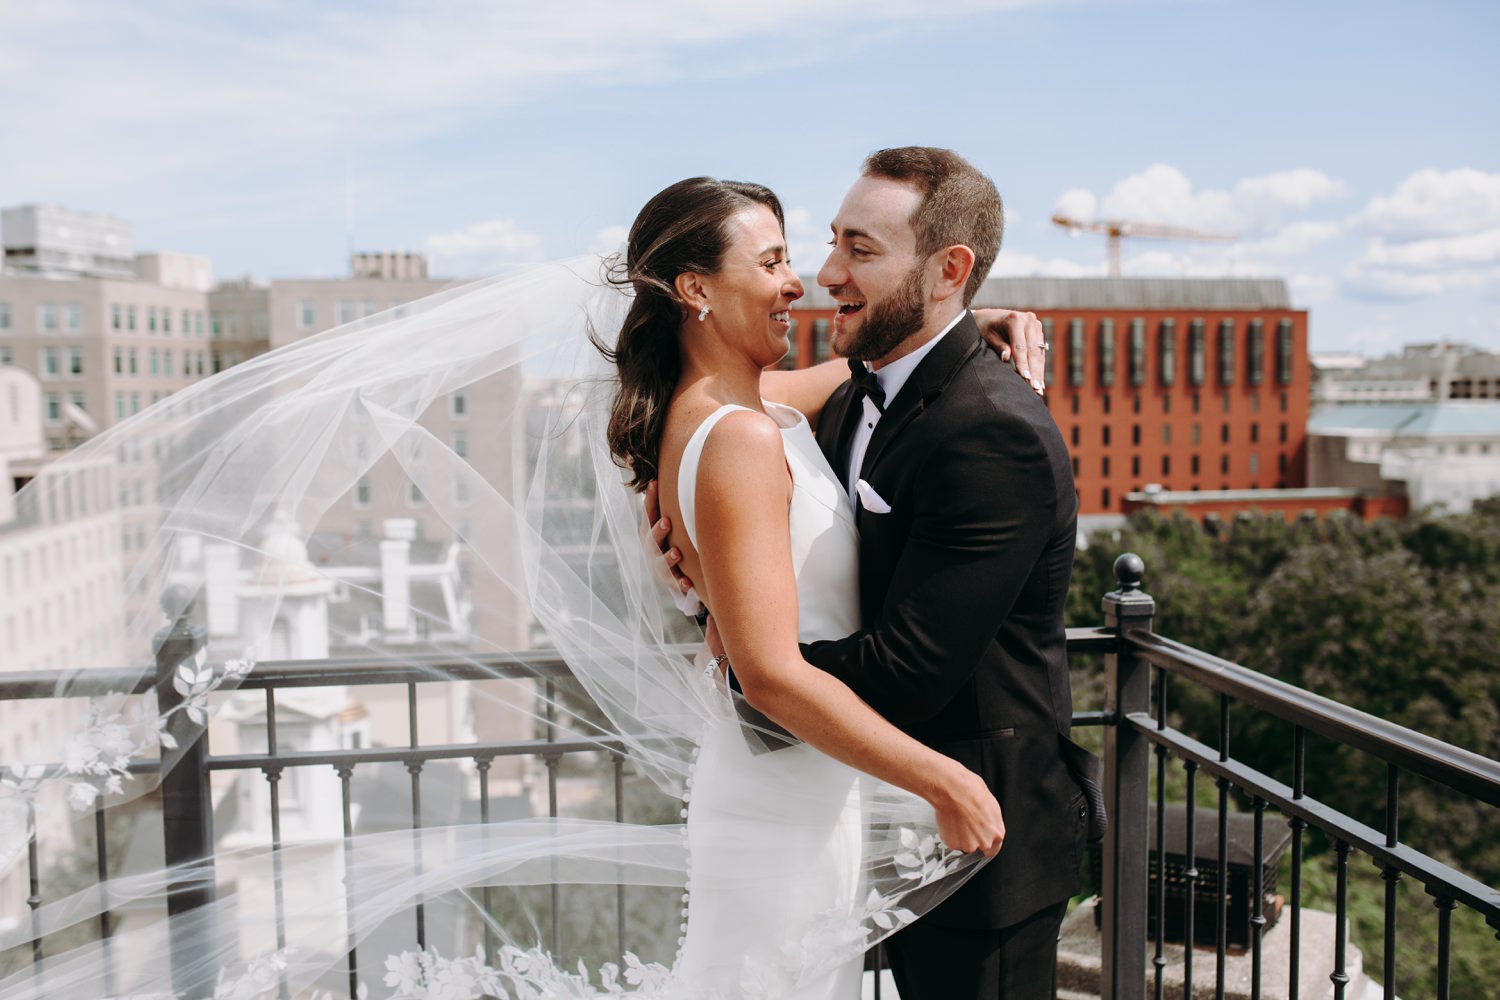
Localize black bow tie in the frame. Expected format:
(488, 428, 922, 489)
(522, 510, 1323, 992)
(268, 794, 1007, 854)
(847, 358, 885, 413)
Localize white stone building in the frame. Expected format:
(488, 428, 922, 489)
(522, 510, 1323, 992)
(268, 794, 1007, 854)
(1307, 401, 1500, 514)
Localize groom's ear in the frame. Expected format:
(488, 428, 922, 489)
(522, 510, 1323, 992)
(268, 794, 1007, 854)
(928, 245, 977, 304)
(675, 271, 710, 315)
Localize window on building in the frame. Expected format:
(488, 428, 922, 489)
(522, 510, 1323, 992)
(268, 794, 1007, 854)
(70, 391, 85, 412)
(1191, 455, 1200, 475)
(1162, 455, 1171, 476)
(148, 307, 158, 333)
(39, 304, 59, 332)
(183, 352, 192, 376)
(1277, 318, 1294, 385)
(1071, 396, 1080, 415)
(113, 347, 124, 375)
(1041, 318, 1054, 387)
(1189, 319, 1206, 386)
(195, 311, 205, 336)
(361, 300, 377, 318)
(128, 306, 137, 331)
(1068, 318, 1085, 387)
(407, 479, 423, 504)
(0, 346, 10, 365)
(68, 347, 84, 376)
(453, 430, 469, 458)
(163, 350, 173, 376)
(1220, 454, 1230, 474)
(1163, 395, 1171, 414)
(1131, 424, 1141, 445)
(1249, 454, 1260, 475)
(1221, 423, 1230, 444)
(65, 304, 82, 331)
(1131, 456, 1140, 476)
(150, 349, 159, 376)
(1247, 318, 1264, 385)
(337, 300, 355, 325)
(452, 389, 468, 417)
(1102, 425, 1111, 446)
(1279, 422, 1287, 444)
(1102, 456, 1110, 476)
(110, 304, 121, 330)
(1129, 318, 1146, 387)
(1250, 423, 1259, 444)
(41, 347, 60, 376)
(0, 303, 11, 332)
(1071, 456, 1080, 477)
(1280, 393, 1288, 413)
(182, 309, 191, 334)
(1132, 395, 1142, 414)
(1101, 487, 1111, 509)
(211, 352, 223, 374)
(163, 309, 172, 334)
(115, 393, 126, 419)
(1156, 318, 1176, 386)
(45, 392, 62, 422)
(1162, 425, 1171, 445)
(355, 478, 371, 507)
(1218, 319, 1235, 386)
(1071, 427, 1080, 447)
(812, 319, 832, 363)
(128, 348, 139, 374)
(1278, 454, 1288, 473)
(1098, 318, 1116, 387)
(1103, 394, 1112, 415)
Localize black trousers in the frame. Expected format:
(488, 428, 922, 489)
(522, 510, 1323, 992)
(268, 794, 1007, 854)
(884, 900, 1069, 1000)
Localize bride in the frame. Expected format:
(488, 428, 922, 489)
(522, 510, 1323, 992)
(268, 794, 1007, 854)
(0, 175, 1038, 1000)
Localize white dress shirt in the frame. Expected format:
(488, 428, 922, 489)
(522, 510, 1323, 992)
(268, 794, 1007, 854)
(844, 310, 967, 498)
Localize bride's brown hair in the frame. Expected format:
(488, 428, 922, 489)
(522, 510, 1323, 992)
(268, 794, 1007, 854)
(594, 177, 785, 491)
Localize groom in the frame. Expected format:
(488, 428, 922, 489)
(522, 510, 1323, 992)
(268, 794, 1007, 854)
(656, 148, 1090, 1000)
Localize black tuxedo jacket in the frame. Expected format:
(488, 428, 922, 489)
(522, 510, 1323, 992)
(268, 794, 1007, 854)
(801, 312, 1087, 929)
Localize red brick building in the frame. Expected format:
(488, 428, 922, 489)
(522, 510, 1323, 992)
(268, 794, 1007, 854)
(789, 277, 1311, 516)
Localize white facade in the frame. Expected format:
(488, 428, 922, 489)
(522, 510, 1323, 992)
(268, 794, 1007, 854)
(0, 368, 126, 935)
(1, 204, 134, 279)
(1308, 402, 1500, 514)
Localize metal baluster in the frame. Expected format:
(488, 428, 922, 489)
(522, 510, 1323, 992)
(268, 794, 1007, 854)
(1289, 726, 1305, 1000)
(1250, 797, 1266, 1000)
(26, 799, 42, 973)
(614, 751, 626, 962)
(265, 690, 289, 1000)
(337, 763, 359, 999)
(1216, 695, 1230, 1000)
(476, 756, 494, 963)
(545, 679, 560, 959)
(1331, 839, 1350, 999)
(1183, 760, 1198, 996)
(95, 800, 115, 996)
(1432, 897, 1454, 1000)
(408, 682, 426, 949)
(1153, 668, 1168, 1000)
(1380, 764, 1399, 1000)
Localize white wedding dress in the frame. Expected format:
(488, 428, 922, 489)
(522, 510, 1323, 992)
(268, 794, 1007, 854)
(673, 401, 866, 1000)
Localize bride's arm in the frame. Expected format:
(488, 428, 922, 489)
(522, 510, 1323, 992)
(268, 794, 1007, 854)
(693, 409, 1004, 857)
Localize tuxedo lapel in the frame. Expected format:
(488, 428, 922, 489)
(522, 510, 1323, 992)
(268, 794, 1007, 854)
(815, 381, 861, 476)
(858, 312, 984, 485)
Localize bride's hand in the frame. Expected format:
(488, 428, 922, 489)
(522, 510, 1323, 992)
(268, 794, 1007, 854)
(928, 760, 1006, 858)
(644, 480, 703, 617)
(973, 308, 1046, 396)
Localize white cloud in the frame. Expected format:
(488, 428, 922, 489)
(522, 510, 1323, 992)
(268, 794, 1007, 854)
(1350, 168, 1500, 241)
(1051, 188, 1097, 224)
(1091, 163, 1347, 237)
(987, 251, 1106, 279)
(426, 219, 544, 275)
(588, 226, 629, 257)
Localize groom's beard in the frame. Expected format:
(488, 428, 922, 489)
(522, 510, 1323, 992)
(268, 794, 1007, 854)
(836, 263, 927, 363)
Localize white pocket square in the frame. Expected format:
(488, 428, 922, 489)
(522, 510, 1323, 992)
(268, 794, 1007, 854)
(855, 479, 892, 514)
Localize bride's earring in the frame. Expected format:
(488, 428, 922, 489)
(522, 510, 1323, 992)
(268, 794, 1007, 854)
(698, 305, 710, 322)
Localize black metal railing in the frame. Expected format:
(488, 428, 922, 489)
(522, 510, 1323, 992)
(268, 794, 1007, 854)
(2, 555, 1497, 999)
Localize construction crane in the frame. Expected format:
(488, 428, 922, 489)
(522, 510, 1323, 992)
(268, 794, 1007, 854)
(1050, 214, 1237, 278)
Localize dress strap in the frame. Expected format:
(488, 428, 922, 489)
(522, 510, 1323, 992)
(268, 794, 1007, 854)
(677, 404, 755, 549)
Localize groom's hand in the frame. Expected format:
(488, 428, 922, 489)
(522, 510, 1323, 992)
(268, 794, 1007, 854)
(974, 308, 1046, 396)
(644, 480, 704, 617)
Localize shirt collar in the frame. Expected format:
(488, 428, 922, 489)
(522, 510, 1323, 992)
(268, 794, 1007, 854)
(866, 310, 967, 405)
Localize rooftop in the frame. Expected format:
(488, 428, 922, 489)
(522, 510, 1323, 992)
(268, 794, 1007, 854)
(1308, 401, 1500, 438)
(798, 276, 1292, 311)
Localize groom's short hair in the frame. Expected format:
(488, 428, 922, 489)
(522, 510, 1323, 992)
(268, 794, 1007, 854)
(862, 147, 1003, 306)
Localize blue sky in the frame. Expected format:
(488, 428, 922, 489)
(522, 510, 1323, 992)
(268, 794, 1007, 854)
(3, 0, 1497, 353)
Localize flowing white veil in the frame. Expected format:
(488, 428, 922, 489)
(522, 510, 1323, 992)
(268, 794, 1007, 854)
(0, 255, 985, 999)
